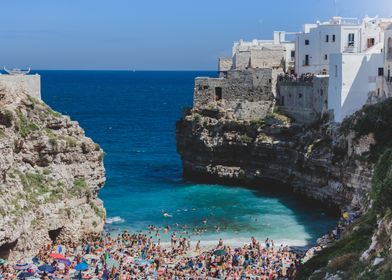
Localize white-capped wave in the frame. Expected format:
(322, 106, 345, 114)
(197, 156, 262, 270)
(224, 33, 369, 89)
(106, 216, 125, 224)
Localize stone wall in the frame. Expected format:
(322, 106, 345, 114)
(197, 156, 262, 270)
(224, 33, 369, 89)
(277, 76, 329, 123)
(0, 75, 41, 100)
(193, 69, 280, 120)
(218, 57, 233, 77)
(233, 46, 287, 70)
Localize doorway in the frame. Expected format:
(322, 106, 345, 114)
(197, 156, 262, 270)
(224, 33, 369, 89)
(215, 87, 222, 101)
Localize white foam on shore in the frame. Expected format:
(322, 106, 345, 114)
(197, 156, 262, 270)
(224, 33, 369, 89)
(106, 216, 125, 224)
(158, 238, 308, 250)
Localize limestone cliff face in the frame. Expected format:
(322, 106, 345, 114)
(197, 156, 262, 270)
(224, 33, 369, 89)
(0, 85, 105, 261)
(176, 106, 374, 211)
(177, 99, 392, 278)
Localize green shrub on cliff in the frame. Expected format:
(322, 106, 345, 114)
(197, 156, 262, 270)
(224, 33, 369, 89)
(298, 213, 376, 279)
(16, 109, 39, 138)
(372, 148, 392, 213)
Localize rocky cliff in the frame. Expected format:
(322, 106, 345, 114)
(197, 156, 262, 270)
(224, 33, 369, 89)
(177, 104, 373, 211)
(0, 85, 105, 261)
(176, 99, 392, 279)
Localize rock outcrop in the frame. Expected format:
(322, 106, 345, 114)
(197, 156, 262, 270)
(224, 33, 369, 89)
(176, 105, 373, 211)
(0, 85, 105, 261)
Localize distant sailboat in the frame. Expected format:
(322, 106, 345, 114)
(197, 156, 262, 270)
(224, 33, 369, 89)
(4, 67, 31, 76)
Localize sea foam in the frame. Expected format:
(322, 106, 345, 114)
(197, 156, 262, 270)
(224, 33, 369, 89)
(106, 216, 125, 224)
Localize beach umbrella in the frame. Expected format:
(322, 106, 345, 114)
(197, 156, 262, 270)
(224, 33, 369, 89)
(57, 258, 72, 266)
(105, 258, 119, 269)
(38, 264, 55, 273)
(18, 271, 34, 279)
(0, 258, 6, 265)
(75, 261, 89, 271)
(213, 249, 227, 256)
(49, 253, 66, 260)
(14, 263, 30, 270)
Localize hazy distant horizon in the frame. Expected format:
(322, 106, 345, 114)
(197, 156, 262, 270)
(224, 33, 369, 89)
(2, 0, 392, 70)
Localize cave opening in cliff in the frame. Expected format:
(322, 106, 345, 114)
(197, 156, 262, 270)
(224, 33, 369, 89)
(48, 227, 64, 243)
(0, 239, 18, 259)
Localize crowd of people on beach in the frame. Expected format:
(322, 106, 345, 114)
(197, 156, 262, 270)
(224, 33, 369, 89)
(0, 227, 301, 280)
(0, 210, 362, 279)
(278, 73, 315, 83)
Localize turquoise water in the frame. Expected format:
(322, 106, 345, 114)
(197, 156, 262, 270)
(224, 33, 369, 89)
(39, 70, 336, 247)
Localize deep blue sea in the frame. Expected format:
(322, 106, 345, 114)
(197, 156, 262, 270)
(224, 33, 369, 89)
(38, 71, 336, 247)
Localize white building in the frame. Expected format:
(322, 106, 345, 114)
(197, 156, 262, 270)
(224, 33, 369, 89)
(328, 48, 384, 122)
(296, 17, 385, 76)
(218, 31, 295, 76)
(385, 24, 392, 84)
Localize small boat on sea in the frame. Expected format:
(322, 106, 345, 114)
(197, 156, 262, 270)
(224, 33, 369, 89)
(3, 67, 31, 75)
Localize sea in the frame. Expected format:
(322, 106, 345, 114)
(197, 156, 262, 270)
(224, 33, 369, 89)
(38, 70, 336, 248)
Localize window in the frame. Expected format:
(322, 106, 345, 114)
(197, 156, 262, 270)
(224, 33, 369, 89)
(348, 33, 355, 47)
(291, 50, 295, 59)
(326, 35, 329, 42)
(367, 38, 375, 48)
(332, 35, 336, 42)
(215, 87, 222, 101)
(305, 39, 310, 45)
(203, 85, 209, 90)
(304, 55, 310, 66)
(324, 54, 328, 60)
(281, 96, 285, 106)
(320, 89, 324, 96)
(334, 65, 338, 77)
(298, 93, 303, 98)
(378, 68, 384, 77)
(388, 38, 392, 60)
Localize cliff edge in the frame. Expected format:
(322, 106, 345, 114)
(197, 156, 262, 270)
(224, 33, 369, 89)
(177, 99, 392, 279)
(0, 85, 105, 261)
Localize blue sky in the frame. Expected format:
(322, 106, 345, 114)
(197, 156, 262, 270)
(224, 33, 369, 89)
(1, 0, 391, 70)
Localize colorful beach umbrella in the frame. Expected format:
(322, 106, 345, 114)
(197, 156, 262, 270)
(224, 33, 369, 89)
(75, 261, 89, 271)
(49, 253, 66, 260)
(38, 264, 55, 273)
(57, 258, 72, 266)
(0, 258, 6, 265)
(17, 271, 34, 279)
(14, 263, 30, 270)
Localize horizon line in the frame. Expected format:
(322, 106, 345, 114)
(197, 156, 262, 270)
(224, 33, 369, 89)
(2, 69, 218, 72)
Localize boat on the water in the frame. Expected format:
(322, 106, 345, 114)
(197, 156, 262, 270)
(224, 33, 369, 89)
(3, 67, 31, 75)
